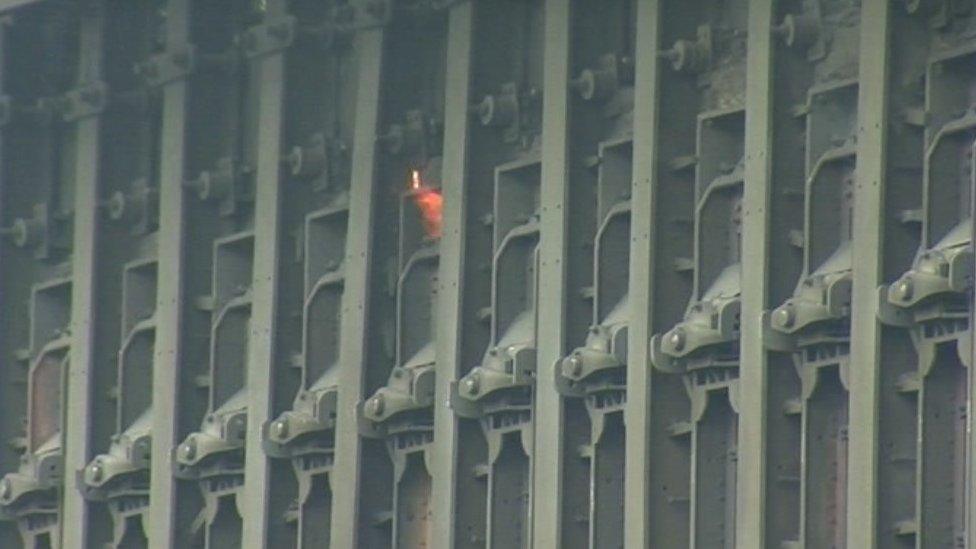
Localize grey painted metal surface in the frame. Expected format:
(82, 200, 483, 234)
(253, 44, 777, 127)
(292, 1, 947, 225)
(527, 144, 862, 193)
(0, 0, 44, 14)
(0, 1, 975, 548)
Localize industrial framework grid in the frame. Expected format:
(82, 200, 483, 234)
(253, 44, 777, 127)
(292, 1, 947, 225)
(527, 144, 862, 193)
(0, 0, 975, 548)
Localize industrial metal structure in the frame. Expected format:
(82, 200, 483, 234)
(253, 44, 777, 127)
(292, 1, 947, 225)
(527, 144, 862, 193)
(0, 0, 974, 548)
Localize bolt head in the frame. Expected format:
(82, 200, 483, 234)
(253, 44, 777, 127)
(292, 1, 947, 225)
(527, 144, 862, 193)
(573, 70, 596, 100)
(179, 438, 197, 461)
(773, 304, 795, 328)
(9, 218, 29, 248)
(564, 355, 583, 377)
(271, 420, 289, 440)
(668, 40, 695, 72)
(88, 463, 103, 483)
(463, 374, 480, 395)
(107, 191, 127, 221)
(895, 278, 914, 301)
(667, 328, 686, 352)
(196, 172, 215, 200)
(286, 146, 304, 176)
(476, 95, 495, 126)
(367, 395, 385, 417)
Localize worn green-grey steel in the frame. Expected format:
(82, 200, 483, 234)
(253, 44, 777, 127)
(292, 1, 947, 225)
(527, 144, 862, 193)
(847, 1, 889, 546)
(431, 2, 474, 547)
(61, 6, 104, 549)
(737, 1, 774, 546)
(1, 0, 976, 547)
(624, 2, 660, 547)
(241, 1, 288, 547)
(330, 20, 385, 549)
(149, 0, 191, 545)
(533, 0, 570, 546)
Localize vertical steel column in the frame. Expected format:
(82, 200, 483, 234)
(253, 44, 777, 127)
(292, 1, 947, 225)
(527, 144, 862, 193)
(149, 0, 191, 546)
(241, 1, 289, 547)
(624, 1, 660, 546)
(0, 20, 12, 549)
(737, 0, 774, 546)
(972, 111, 976, 549)
(431, 2, 474, 547)
(0, 18, 4, 543)
(330, 20, 385, 549)
(62, 5, 105, 548)
(533, 0, 571, 546)
(971, 114, 976, 549)
(847, 1, 891, 546)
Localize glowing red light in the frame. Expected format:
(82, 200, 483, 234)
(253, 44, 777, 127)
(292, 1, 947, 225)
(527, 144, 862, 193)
(408, 169, 443, 239)
(414, 190, 443, 239)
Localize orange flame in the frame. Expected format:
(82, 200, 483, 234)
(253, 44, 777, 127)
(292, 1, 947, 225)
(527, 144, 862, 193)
(409, 170, 443, 239)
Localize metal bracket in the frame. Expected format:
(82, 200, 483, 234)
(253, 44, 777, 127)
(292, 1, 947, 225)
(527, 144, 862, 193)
(239, 15, 296, 59)
(58, 81, 107, 122)
(184, 157, 253, 217)
(102, 178, 159, 235)
(875, 286, 914, 327)
(333, 1, 393, 33)
(772, 0, 827, 61)
(378, 109, 441, 166)
(660, 24, 712, 74)
(135, 46, 195, 87)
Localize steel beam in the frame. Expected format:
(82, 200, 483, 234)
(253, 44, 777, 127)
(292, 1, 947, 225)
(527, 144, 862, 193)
(971, 120, 976, 549)
(62, 6, 105, 548)
(847, 1, 891, 547)
(329, 22, 385, 549)
(0, 19, 12, 549)
(970, 114, 976, 549)
(624, 1, 660, 547)
(148, 0, 191, 546)
(532, 0, 572, 546)
(1, 2, 973, 547)
(431, 2, 474, 547)
(737, 1, 774, 546)
(0, 0, 43, 13)
(241, 1, 289, 547)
